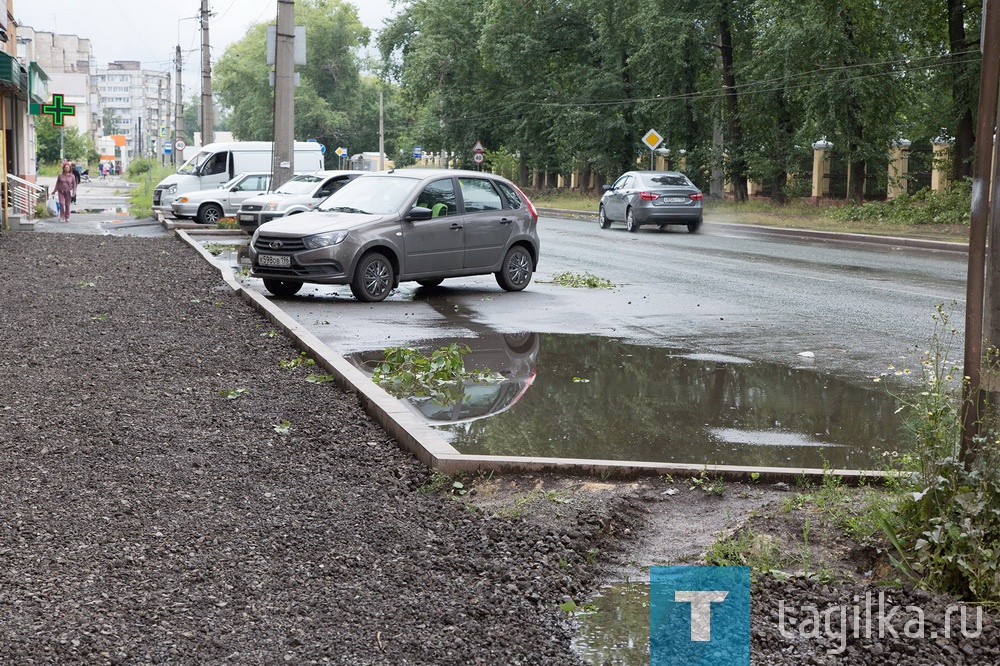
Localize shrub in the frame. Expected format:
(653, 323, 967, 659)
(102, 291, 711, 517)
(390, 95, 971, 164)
(825, 179, 972, 226)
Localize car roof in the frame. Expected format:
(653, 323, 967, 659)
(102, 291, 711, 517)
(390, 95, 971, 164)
(362, 168, 514, 180)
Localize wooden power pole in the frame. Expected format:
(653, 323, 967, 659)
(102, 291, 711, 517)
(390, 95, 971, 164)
(961, 0, 1000, 462)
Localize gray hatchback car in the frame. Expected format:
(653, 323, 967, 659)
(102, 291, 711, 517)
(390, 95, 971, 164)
(248, 169, 540, 302)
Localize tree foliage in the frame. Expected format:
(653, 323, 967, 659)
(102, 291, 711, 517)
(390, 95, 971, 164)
(36, 116, 95, 165)
(210, 0, 982, 200)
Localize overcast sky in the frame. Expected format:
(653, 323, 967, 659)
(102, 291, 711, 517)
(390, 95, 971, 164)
(17, 0, 400, 89)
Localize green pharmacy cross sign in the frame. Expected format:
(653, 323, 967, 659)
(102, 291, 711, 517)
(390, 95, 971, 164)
(41, 94, 76, 126)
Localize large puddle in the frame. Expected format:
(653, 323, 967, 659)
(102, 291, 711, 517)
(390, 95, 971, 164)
(348, 333, 907, 470)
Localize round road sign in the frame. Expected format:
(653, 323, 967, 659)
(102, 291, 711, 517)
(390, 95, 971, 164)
(175, 139, 187, 152)
(472, 152, 484, 164)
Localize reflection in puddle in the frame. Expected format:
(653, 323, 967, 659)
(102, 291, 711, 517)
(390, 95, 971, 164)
(571, 581, 649, 665)
(350, 333, 907, 470)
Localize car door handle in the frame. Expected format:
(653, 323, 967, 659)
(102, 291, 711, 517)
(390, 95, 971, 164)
(499, 218, 513, 225)
(450, 223, 464, 230)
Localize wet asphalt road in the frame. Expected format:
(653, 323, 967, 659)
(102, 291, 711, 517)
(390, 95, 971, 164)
(235, 216, 967, 384)
(30, 178, 966, 384)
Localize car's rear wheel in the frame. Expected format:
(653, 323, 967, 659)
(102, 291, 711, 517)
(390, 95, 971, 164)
(626, 208, 639, 233)
(198, 203, 224, 225)
(495, 245, 533, 292)
(417, 278, 443, 288)
(598, 206, 611, 229)
(263, 279, 302, 297)
(351, 251, 394, 302)
(687, 220, 702, 233)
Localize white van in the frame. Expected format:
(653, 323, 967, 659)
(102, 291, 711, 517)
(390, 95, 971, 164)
(152, 141, 325, 218)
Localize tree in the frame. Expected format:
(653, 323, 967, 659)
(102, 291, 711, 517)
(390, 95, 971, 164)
(35, 117, 94, 165)
(214, 0, 371, 157)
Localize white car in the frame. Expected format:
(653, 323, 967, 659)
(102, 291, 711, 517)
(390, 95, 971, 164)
(236, 170, 365, 235)
(170, 172, 272, 224)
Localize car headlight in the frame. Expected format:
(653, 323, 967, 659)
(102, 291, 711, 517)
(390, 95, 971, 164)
(164, 185, 177, 195)
(251, 228, 260, 244)
(303, 230, 349, 249)
(263, 201, 281, 211)
(177, 197, 189, 203)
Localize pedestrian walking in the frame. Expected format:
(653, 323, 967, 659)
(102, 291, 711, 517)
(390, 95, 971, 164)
(100, 162, 109, 180)
(53, 162, 77, 222)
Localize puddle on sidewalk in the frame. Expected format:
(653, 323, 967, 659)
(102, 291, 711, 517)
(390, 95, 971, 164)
(348, 333, 907, 470)
(570, 581, 650, 665)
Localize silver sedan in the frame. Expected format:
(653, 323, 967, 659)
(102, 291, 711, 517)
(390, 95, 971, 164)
(170, 172, 272, 224)
(599, 170, 704, 233)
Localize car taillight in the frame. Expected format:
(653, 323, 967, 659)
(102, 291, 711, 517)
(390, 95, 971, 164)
(639, 192, 659, 201)
(514, 185, 538, 224)
(689, 192, 704, 201)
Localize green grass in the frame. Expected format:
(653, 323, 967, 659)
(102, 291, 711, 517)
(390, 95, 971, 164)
(125, 163, 175, 219)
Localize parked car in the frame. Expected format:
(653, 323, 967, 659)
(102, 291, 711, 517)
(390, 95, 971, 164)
(599, 170, 703, 233)
(248, 168, 540, 302)
(170, 172, 272, 224)
(236, 170, 365, 234)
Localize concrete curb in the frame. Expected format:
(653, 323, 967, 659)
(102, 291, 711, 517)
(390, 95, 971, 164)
(537, 207, 969, 255)
(173, 230, 888, 484)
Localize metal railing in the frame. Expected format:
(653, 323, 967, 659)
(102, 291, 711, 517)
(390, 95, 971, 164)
(7, 174, 46, 220)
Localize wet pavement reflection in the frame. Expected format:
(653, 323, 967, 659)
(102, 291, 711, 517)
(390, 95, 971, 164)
(571, 581, 650, 665)
(350, 333, 906, 470)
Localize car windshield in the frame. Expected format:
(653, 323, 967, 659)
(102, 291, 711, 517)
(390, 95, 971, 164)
(274, 175, 323, 195)
(317, 175, 420, 215)
(219, 174, 244, 189)
(644, 174, 690, 188)
(176, 151, 212, 176)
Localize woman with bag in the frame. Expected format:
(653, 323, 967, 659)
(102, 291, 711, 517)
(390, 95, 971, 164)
(53, 162, 76, 222)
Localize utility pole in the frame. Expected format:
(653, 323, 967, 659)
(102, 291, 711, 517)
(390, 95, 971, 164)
(378, 89, 384, 171)
(961, 0, 1000, 462)
(200, 0, 215, 146)
(157, 78, 164, 166)
(271, 0, 295, 188)
(175, 45, 184, 169)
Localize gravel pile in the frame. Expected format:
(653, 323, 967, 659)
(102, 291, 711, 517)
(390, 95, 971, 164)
(0, 233, 600, 664)
(4, 231, 998, 665)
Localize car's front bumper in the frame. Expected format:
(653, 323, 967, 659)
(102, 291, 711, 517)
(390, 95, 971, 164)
(248, 233, 350, 284)
(237, 211, 284, 234)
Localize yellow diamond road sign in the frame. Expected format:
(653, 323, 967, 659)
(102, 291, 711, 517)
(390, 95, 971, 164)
(642, 129, 663, 150)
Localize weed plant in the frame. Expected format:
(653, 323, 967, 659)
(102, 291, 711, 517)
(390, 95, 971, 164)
(825, 179, 971, 227)
(880, 306, 1000, 601)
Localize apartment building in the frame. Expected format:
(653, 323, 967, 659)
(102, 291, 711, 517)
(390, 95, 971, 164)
(94, 60, 171, 165)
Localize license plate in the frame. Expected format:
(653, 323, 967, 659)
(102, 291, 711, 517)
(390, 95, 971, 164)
(239, 213, 255, 222)
(257, 254, 291, 268)
(663, 197, 688, 203)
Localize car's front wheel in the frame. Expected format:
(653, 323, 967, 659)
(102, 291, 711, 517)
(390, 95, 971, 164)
(263, 279, 302, 297)
(351, 251, 395, 302)
(495, 245, 533, 292)
(598, 206, 611, 229)
(198, 203, 224, 225)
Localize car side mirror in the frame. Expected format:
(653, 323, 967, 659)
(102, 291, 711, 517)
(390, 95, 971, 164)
(407, 206, 433, 222)
(602, 184, 613, 191)
(317, 189, 331, 198)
